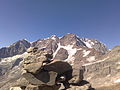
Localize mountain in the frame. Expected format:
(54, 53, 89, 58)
(0, 39, 31, 58)
(0, 33, 108, 77)
(0, 33, 111, 90)
(0, 33, 107, 60)
(32, 33, 108, 65)
(83, 45, 120, 89)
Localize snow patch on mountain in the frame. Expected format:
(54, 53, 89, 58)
(81, 38, 95, 48)
(87, 56, 95, 62)
(114, 79, 120, 83)
(53, 43, 61, 58)
(83, 50, 91, 57)
(53, 43, 77, 61)
(50, 35, 57, 40)
(0, 52, 27, 64)
(51, 37, 56, 40)
(83, 41, 92, 48)
(117, 62, 120, 64)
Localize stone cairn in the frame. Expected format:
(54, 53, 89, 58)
(10, 47, 91, 90)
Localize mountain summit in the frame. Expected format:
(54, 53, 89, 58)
(0, 39, 31, 58)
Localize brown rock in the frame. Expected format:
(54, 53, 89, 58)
(23, 62, 43, 73)
(23, 71, 57, 86)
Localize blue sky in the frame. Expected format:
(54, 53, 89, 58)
(0, 0, 120, 49)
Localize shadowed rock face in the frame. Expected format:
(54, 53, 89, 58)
(0, 39, 31, 58)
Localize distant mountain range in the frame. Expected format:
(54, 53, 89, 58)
(0, 33, 108, 59)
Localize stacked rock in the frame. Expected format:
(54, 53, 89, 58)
(22, 47, 60, 90)
(10, 47, 91, 90)
(10, 47, 72, 90)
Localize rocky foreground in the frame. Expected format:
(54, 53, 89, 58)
(9, 47, 92, 90)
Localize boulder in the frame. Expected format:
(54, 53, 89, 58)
(43, 59, 73, 89)
(23, 62, 43, 73)
(23, 47, 52, 74)
(43, 59, 72, 74)
(69, 66, 84, 84)
(22, 71, 57, 86)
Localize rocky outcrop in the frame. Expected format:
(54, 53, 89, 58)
(0, 39, 31, 58)
(83, 46, 120, 89)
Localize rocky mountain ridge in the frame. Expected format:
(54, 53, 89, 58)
(0, 39, 30, 58)
(0, 34, 108, 59)
(83, 46, 120, 89)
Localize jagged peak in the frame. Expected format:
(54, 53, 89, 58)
(50, 35, 58, 40)
(63, 33, 77, 37)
